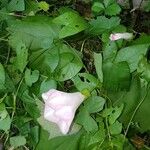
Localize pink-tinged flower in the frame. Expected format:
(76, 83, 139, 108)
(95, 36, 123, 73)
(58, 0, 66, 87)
(109, 33, 133, 41)
(42, 89, 85, 134)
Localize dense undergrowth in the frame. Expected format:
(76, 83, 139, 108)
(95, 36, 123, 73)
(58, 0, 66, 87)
(0, 0, 150, 149)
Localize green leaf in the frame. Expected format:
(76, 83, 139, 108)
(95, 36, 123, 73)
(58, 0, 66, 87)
(14, 43, 28, 73)
(7, 0, 25, 11)
(0, 103, 7, 120)
(137, 56, 150, 82)
(29, 44, 59, 75)
(40, 79, 57, 94)
(25, 68, 39, 87)
(8, 16, 59, 50)
(88, 123, 105, 146)
(10, 136, 26, 148)
(92, 2, 104, 13)
(88, 16, 120, 35)
(111, 77, 150, 131)
(103, 61, 131, 91)
(30, 126, 39, 147)
(105, 3, 121, 16)
(53, 11, 88, 38)
(54, 44, 83, 81)
(72, 73, 99, 92)
(94, 53, 103, 82)
(76, 108, 98, 132)
(109, 121, 122, 135)
(115, 45, 149, 72)
(103, 42, 118, 61)
(38, 1, 49, 11)
(84, 96, 106, 113)
(0, 63, 5, 90)
(103, 0, 115, 7)
(109, 105, 124, 124)
(36, 129, 81, 150)
(0, 115, 11, 131)
(131, 34, 150, 45)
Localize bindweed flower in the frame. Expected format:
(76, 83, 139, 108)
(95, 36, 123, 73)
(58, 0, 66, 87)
(42, 89, 85, 134)
(109, 32, 133, 41)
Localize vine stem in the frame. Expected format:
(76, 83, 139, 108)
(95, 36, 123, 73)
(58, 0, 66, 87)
(124, 86, 149, 139)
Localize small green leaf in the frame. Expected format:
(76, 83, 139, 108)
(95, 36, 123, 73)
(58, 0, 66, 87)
(105, 3, 121, 16)
(25, 68, 39, 87)
(76, 108, 98, 132)
(92, 2, 104, 13)
(54, 45, 83, 81)
(84, 96, 106, 113)
(109, 121, 122, 135)
(109, 105, 124, 124)
(94, 53, 103, 82)
(38, 1, 49, 11)
(10, 136, 26, 148)
(72, 73, 99, 92)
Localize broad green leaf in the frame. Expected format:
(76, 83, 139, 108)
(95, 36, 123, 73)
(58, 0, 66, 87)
(84, 96, 106, 113)
(38, 1, 49, 11)
(109, 121, 122, 135)
(72, 73, 99, 92)
(25, 68, 39, 87)
(40, 79, 57, 94)
(88, 16, 120, 35)
(10, 136, 26, 148)
(103, 61, 131, 91)
(14, 43, 28, 73)
(8, 16, 59, 50)
(134, 88, 150, 132)
(105, 3, 121, 16)
(76, 108, 98, 132)
(94, 53, 103, 82)
(36, 129, 81, 150)
(115, 45, 148, 72)
(110, 77, 150, 131)
(53, 11, 88, 38)
(0, 63, 5, 90)
(7, 0, 25, 11)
